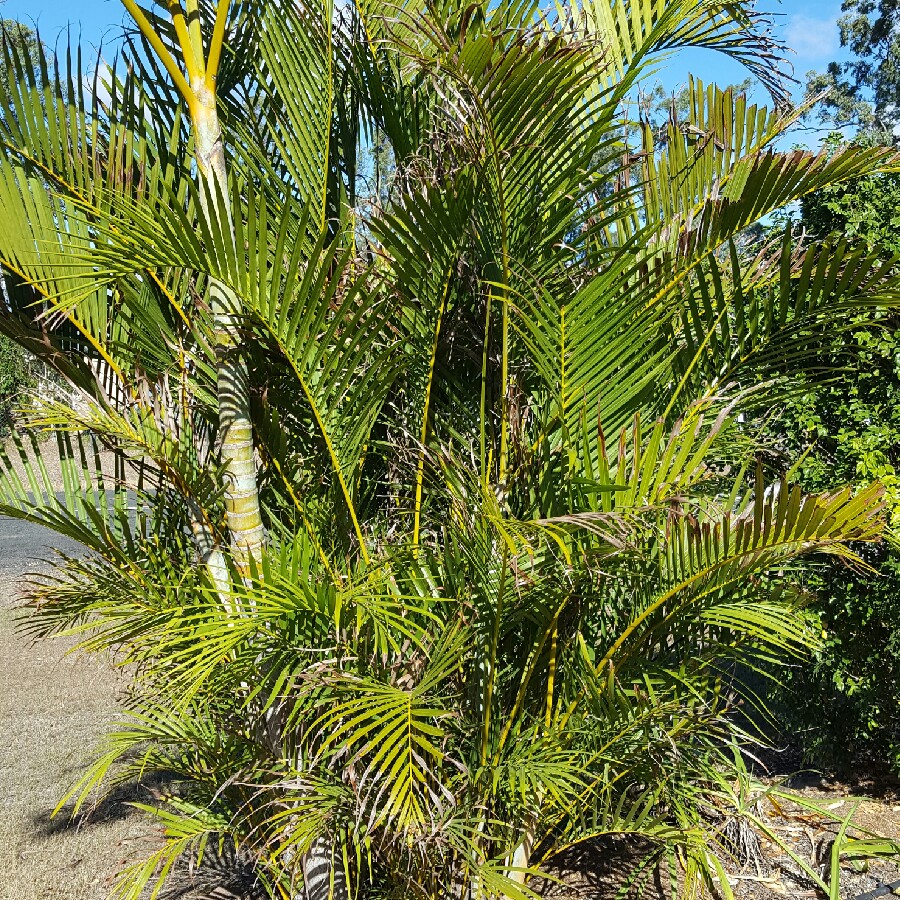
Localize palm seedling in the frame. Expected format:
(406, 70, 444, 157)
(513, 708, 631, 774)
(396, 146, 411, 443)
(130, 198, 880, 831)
(0, 0, 898, 897)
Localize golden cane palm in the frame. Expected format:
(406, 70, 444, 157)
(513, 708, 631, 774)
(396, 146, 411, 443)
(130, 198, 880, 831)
(0, 0, 897, 898)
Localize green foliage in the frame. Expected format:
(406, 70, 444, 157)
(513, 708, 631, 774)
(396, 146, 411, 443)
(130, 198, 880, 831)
(0, 19, 39, 432)
(0, 332, 31, 429)
(755, 306, 900, 773)
(805, 0, 900, 133)
(0, 1, 898, 897)
(801, 134, 900, 253)
(793, 544, 900, 772)
(753, 124, 900, 775)
(0, 18, 37, 96)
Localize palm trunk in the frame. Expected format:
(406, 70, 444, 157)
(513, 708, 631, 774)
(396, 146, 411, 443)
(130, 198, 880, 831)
(186, 496, 231, 594)
(191, 91, 265, 572)
(507, 816, 535, 882)
(503, 809, 537, 898)
(302, 834, 349, 900)
(192, 90, 346, 900)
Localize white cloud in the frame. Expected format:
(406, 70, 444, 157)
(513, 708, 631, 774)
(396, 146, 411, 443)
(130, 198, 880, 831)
(783, 13, 839, 62)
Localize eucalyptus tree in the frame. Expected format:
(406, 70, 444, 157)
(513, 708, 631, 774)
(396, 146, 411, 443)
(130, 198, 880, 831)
(0, 0, 898, 899)
(806, 0, 900, 135)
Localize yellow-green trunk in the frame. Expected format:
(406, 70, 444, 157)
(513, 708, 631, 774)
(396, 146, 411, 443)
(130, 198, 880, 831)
(193, 95, 265, 571)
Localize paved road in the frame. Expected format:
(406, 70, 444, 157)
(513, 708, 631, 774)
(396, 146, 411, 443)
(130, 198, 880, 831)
(0, 487, 132, 571)
(0, 516, 83, 572)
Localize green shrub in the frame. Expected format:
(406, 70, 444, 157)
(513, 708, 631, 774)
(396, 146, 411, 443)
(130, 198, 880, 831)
(1, 3, 899, 896)
(785, 543, 900, 772)
(748, 130, 900, 774)
(0, 332, 31, 432)
(759, 307, 900, 773)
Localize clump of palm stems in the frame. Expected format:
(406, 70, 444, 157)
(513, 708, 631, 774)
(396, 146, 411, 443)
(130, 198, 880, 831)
(0, 0, 897, 898)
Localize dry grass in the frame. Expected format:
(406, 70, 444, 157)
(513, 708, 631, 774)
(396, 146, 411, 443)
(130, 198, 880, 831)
(0, 570, 162, 900)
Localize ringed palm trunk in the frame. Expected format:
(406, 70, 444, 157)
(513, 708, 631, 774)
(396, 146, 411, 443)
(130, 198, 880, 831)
(116, 2, 346, 896)
(191, 89, 265, 574)
(506, 815, 536, 891)
(192, 87, 348, 900)
(303, 835, 349, 900)
(118, 0, 265, 579)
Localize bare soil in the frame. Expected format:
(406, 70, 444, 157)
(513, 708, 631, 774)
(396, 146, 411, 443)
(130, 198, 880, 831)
(723, 774, 900, 900)
(0, 569, 162, 900)
(542, 768, 900, 900)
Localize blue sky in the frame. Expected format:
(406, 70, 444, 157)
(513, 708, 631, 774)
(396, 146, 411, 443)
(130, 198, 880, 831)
(649, 2, 850, 105)
(0, 0, 126, 49)
(0, 0, 851, 109)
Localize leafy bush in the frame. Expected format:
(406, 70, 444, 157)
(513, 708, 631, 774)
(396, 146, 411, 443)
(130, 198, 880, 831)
(758, 308, 900, 773)
(737, 129, 900, 775)
(801, 135, 900, 253)
(0, 333, 31, 432)
(789, 542, 900, 771)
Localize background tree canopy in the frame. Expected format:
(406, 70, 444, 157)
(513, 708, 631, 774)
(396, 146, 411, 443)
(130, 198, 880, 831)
(807, 0, 900, 133)
(746, 2, 900, 775)
(0, 17, 37, 429)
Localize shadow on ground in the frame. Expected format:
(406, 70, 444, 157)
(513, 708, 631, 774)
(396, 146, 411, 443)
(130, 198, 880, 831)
(747, 740, 900, 799)
(28, 778, 269, 900)
(159, 845, 268, 900)
(28, 772, 177, 837)
(537, 836, 670, 900)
